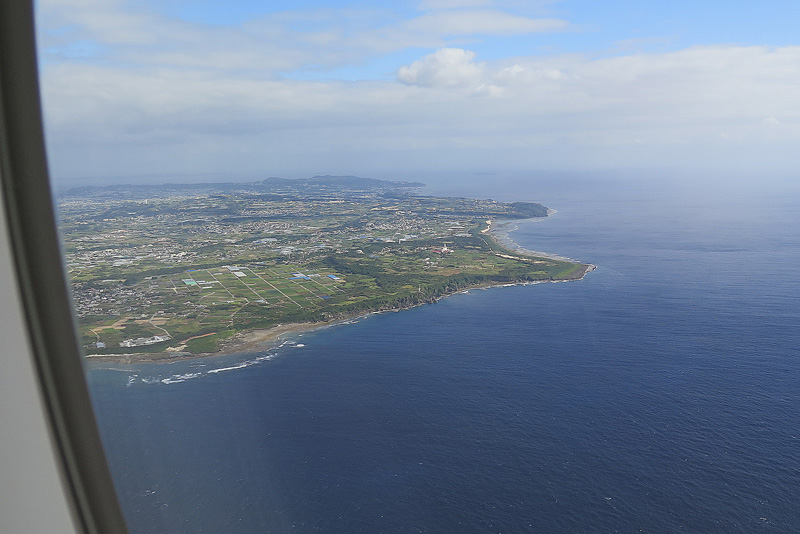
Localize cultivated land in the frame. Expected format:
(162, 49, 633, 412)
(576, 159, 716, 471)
(59, 176, 591, 359)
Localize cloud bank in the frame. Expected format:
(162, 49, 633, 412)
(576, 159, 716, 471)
(35, 0, 800, 181)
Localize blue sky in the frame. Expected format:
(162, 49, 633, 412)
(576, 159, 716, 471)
(154, 0, 800, 49)
(35, 0, 800, 182)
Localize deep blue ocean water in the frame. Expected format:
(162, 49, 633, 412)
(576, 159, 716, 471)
(88, 176, 800, 533)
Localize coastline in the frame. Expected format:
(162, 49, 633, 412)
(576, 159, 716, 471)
(88, 217, 594, 365)
(483, 216, 596, 276)
(85, 321, 332, 364)
(487, 217, 585, 264)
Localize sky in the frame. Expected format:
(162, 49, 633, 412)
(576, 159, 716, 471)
(35, 0, 800, 184)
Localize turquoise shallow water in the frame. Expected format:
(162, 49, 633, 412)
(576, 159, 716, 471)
(89, 176, 800, 533)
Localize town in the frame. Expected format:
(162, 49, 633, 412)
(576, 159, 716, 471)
(58, 176, 588, 355)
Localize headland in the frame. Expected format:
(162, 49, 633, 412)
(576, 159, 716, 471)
(63, 176, 593, 363)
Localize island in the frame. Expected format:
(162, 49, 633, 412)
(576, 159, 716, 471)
(58, 176, 593, 361)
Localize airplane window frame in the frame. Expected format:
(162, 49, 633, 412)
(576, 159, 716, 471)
(0, 1, 128, 532)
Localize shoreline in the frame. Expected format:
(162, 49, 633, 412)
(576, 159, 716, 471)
(487, 217, 584, 264)
(85, 321, 333, 364)
(88, 218, 594, 365)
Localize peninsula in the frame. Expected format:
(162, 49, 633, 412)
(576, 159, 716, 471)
(59, 176, 592, 360)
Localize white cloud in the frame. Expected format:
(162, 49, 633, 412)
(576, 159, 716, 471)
(398, 48, 485, 87)
(37, 1, 567, 76)
(34, 0, 800, 178)
(44, 44, 800, 179)
(417, 0, 495, 9)
(402, 10, 566, 36)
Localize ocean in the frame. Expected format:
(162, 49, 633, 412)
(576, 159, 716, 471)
(87, 175, 800, 533)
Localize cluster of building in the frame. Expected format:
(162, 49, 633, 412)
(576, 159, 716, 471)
(70, 283, 157, 318)
(119, 335, 172, 348)
(61, 190, 495, 352)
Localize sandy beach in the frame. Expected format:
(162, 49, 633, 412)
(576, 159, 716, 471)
(487, 217, 581, 263)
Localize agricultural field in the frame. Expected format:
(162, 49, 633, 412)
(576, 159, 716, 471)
(59, 176, 588, 355)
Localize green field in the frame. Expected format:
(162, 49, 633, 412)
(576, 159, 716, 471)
(62, 177, 589, 355)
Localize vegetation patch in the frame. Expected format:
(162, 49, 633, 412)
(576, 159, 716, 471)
(58, 176, 591, 356)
